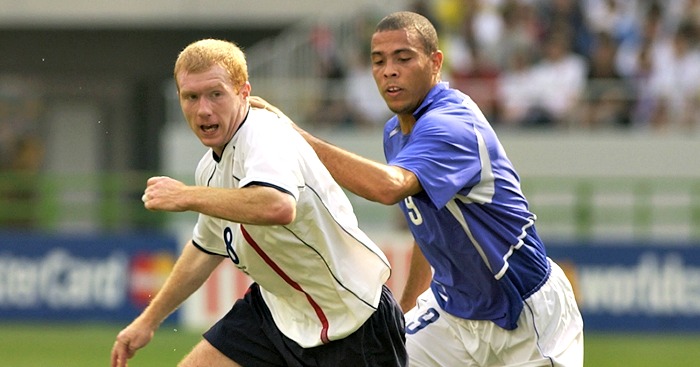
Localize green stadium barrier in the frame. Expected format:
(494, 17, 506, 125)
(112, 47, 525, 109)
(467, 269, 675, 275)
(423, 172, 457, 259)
(0, 171, 167, 231)
(1, 172, 700, 241)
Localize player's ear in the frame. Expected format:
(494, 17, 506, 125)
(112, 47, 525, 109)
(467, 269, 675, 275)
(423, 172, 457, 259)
(430, 50, 443, 75)
(239, 81, 252, 97)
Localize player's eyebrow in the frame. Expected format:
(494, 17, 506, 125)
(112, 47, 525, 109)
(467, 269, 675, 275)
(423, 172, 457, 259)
(179, 80, 225, 95)
(371, 48, 415, 57)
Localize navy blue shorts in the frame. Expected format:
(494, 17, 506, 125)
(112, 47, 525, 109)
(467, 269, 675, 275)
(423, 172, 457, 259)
(203, 283, 407, 367)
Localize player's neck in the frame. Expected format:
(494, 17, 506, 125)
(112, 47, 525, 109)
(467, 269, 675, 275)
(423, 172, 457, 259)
(398, 114, 416, 134)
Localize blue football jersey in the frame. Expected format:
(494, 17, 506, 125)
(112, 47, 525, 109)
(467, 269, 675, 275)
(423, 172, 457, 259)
(384, 82, 550, 330)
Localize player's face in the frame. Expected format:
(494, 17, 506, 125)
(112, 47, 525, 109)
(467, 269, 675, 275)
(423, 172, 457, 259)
(177, 65, 250, 156)
(370, 29, 442, 121)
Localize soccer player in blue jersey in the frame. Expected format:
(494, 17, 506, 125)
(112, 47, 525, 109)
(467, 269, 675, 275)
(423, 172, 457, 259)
(111, 39, 407, 367)
(276, 11, 584, 367)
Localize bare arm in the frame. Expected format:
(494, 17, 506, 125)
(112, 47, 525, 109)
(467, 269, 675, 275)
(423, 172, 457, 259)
(248, 95, 421, 205)
(111, 241, 224, 367)
(142, 176, 296, 225)
(298, 131, 421, 205)
(400, 241, 433, 312)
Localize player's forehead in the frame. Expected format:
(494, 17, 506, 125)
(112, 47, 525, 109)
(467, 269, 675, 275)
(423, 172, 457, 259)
(177, 65, 230, 93)
(370, 29, 423, 56)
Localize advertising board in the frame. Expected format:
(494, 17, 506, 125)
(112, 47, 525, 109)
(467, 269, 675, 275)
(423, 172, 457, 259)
(0, 231, 178, 322)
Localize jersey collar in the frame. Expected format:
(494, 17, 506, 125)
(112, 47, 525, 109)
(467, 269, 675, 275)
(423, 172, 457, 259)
(413, 82, 449, 120)
(211, 106, 251, 162)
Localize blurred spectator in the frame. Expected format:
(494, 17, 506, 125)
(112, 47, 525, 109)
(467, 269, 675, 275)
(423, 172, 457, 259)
(434, 0, 468, 35)
(615, 1, 665, 79)
(522, 29, 588, 128)
(328, 0, 700, 133)
(497, 0, 542, 68)
(308, 24, 354, 129)
(451, 45, 501, 123)
(432, 0, 472, 77)
(344, 45, 392, 127)
(493, 0, 543, 128)
(537, 0, 594, 57)
(441, 0, 506, 72)
(440, 0, 507, 122)
(584, 0, 640, 45)
(646, 21, 700, 132)
(340, 14, 392, 128)
(462, 0, 506, 65)
(496, 46, 539, 127)
(409, 0, 440, 30)
(684, 0, 700, 27)
(629, 41, 659, 128)
(582, 31, 633, 129)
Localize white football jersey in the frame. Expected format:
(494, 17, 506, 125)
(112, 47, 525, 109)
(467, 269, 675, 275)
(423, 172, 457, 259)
(192, 108, 391, 348)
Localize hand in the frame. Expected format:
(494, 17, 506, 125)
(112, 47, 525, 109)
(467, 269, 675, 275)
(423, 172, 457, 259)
(249, 96, 278, 114)
(141, 176, 189, 212)
(110, 323, 155, 367)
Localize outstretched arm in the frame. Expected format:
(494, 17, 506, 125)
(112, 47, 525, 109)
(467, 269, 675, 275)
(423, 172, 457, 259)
(299, 131, 420, 205)
(111, 242, 224, 367)
(249, 96, 421, 205)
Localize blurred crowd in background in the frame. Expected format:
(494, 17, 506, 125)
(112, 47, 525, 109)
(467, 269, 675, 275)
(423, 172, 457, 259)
(1, 0, 700, 230)
(307, 0, 700, 133)
(2, 0, 700, 174)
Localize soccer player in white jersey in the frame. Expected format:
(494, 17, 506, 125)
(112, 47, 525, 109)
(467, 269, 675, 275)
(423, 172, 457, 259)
(110, 39, 407, 367)
(266, 11, 584, 367)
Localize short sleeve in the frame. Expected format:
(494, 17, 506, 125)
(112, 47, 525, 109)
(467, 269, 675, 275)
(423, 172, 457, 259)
(390, 114, 483, 209)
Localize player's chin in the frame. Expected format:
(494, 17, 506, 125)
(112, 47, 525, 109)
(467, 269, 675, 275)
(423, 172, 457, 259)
(198, 135, 225, 148)
(387, 102, 412, 116)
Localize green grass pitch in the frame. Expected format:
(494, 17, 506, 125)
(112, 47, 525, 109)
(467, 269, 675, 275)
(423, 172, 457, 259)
(1, 322, 700, 366)
(0, 322, 202, 367)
